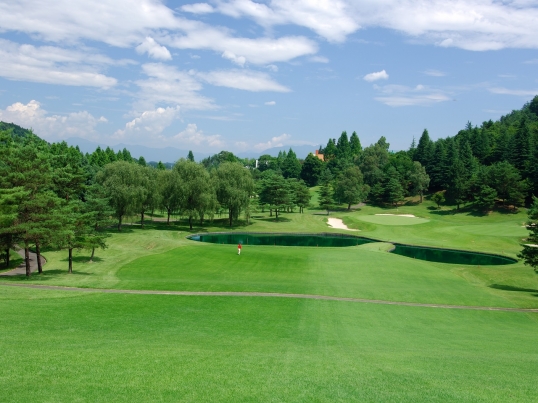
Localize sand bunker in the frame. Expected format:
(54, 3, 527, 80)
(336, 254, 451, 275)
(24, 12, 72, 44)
(524, 244, 538, 247)
(375, 214, 416, 217)
(327, 218, 360, 231)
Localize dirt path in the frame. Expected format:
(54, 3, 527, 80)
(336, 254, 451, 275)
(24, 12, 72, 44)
(0, 249, 45, 277)
(2, 283, 537, 313)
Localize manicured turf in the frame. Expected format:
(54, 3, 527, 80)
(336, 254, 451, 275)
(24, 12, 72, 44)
(355, 214, 430, 225)
(1, 198, 538, 401)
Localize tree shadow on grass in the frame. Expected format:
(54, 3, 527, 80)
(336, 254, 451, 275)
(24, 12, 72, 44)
(489, 283, 538, 297)
(257, 216, 292, 223)
(60, 256, 104, 264)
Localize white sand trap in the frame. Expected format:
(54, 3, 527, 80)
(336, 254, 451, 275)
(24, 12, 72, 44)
(524, 244, 538, 247)
(375, 214, 416, 218)
(327, 218, 360, 231)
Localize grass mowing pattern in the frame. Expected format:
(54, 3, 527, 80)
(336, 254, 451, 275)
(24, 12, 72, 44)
(116, 244, 517, 307)
(1, 200, 538, 401)
(0, 286, 537, 402)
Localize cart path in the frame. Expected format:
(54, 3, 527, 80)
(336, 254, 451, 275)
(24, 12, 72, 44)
(0, 248, 45, 277)
(1, 283, 537, 313)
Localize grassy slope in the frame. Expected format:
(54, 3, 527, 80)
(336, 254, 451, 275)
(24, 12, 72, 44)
(2, 198, 536, 308)
(0, 286, 537, 403)
(1, 198, 538, 401)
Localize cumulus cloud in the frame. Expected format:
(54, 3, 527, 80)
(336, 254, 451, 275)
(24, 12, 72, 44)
(373, 84, 452, 106)
(135, 37, 172, 60)
(265, 101, 276, 106)
(363, 70, 389, 82)
(0, 100, 107, 141)
(195, 69, 290, 92)
(254, 133, 291, 151)
(113, 106, 181, 140)
(222, 50, 246, 66)
(0, 39, 118, 88)
(170, 123, 225, 148)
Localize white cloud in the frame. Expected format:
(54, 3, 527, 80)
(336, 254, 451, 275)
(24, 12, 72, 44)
(373, 84, 452, 106)
(252, 133, 316, 151)
(134, 63, 215, 112)
(135, 37, 172, 60)
(347, 0, 538, 51)
(254, 133, 291, 151)
(181, 3, 215, 14)
(266, 64, 278, 72)
(488, 87, 538, 96)
(195, 69, 291, 92)
(222, 50, 246, 66)
(0, 0, 181, 47)
(265, 101, 276, 106)
(524, 59, 538, 64)
(213, 0, 359, 43)
(170, 123, 225, 148)
(164, 27, 318, 65)
(0, 39, 117, 88)
(0, 100, 107, 141)
(363, 70, 389, 82)
(113, 106, 181, 140)
(423, 69, 447, 77)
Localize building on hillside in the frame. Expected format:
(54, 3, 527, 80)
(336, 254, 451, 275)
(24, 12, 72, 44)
(315, 150, 324, 161)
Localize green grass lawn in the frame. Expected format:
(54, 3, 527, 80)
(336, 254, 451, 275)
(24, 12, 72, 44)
(1, 198, 538, 401)
(0, 286, 537, 402)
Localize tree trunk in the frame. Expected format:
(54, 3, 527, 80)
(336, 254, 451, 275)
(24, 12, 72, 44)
(348, 203, 351, 210)
(141, 210, 145, 229)
(229, 208, 233, 227)
(151, 207, 154, 222)
(5, 247, 9, 268)
(167, 209, 171, 225)
(68, 248, 73, 274)
(36, 243, 43, 274)
(189, 215, 193, 230)
(276, 209, 279, 220)
(24, 246, 31, 277)
(90, 247, 95, 263)
(118, 215, 123, 231)
(269, 208, 272, 217)
(420, 192, 423, 203)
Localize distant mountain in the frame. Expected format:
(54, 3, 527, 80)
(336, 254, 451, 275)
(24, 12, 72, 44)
(66, 137, 317, 162)
(64, 137, 211, 163)
(236, 145, 317, 160)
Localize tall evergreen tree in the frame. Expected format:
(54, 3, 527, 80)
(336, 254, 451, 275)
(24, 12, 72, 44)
(518, 196, 538, 272)
(349, 131, 362, 158)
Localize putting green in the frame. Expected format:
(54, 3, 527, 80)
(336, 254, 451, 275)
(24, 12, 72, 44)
(356, 215, 430, 225)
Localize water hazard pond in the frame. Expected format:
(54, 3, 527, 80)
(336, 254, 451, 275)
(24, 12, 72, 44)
(188, 232, 517, 266)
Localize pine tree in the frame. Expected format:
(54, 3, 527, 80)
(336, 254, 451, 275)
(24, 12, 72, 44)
(349, 131, 362, 158)
(318, 169, 334, 215)
(518, 196, 538, 272)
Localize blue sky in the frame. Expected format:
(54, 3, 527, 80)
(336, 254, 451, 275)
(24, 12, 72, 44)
(0, 0, 537, 154)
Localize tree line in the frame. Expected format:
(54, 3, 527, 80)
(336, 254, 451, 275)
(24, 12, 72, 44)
(1, 95, 537, 275)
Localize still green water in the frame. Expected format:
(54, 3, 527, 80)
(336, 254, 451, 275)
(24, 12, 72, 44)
(188, 233, 517, 266)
